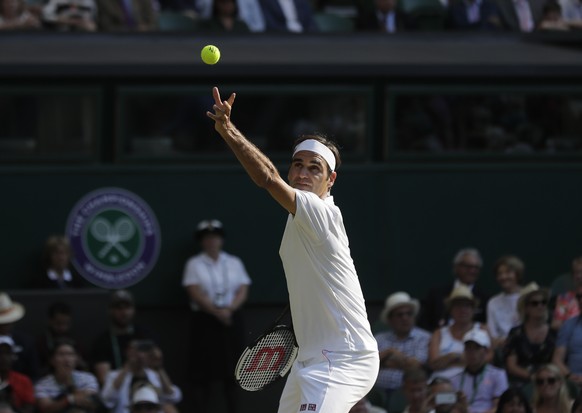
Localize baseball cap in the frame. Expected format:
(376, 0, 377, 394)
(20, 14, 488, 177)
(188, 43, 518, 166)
(132, 385, 160, 406)
(463, 329, 491, 349)
(195, 219, 225, 241)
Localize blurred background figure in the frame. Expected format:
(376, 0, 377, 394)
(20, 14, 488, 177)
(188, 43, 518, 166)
(355, 0, 412, 32)
(0, 0, 40, 30)
(34, 338, 100, 413)
(36, 302, 89, 376)
(552, 256, 582, 330)
(494, 387, 533, 413)
(130, 384, 162, 413)
(445, 0, 502, 29)
(0, 336, 35, 413)
(530, 363, 573, 413)
(41, 0, 97, 31)
(34, 235, 87, 289)
(258, 0, 318, 32)
(198, 0, 250, 31)
(97, 0, 158, 31)
(182, 219, 251, 413)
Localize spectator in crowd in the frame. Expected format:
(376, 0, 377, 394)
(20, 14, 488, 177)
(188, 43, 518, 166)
(0, 336, 34, 413)
(36, 302, 88, 376)
(100, 339, 181, 413)
(552, 284, 582, 389)
(487, 255, 524, 349)
(191, 0, 266, 31)
(258, 0, 318, 32)
(97, 0, 157, 31)
(374, 292, 431, 404)
(429, 285, 491, 380)
(450, 329, 508, 413)
(0, 0, 41, 30)
(495, 387, 533, 413)
(495, 0, 544, 31)
(182, 219, 251, 413)
(445, 0, 503, 29)
(552, 256, 582, 330)
(561, 0, 582, 27)
(144, 344, 179, 413)
(401, 368, 432, 413)
(503, 282, 556, 386)
(34, 235, 87, 289)
(0, 293, 39, 381)
(35, 338, 100, 413)
(420, 248, 490, 331)
(198, 0, 250, 31)
(531, 363, 573, 413)
(91, 290, 157, 387)
(537, 0, 570, 30)
(41, 0, 97, 31)
(129, 384, 162, 413)
(355, 0, 413, 32)
(428, 376, 469, 413)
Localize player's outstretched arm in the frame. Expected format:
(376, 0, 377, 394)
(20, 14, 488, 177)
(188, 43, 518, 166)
(206, 86, 296, 214)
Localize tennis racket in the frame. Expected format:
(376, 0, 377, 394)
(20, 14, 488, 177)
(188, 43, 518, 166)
(235, 305, 298, 392)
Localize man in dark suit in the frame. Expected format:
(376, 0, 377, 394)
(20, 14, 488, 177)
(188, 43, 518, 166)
(495, 0, 545, 31)
(418, 247, 490, 331)
(446, 0, 503, 29)
(258, 0, 318, 31)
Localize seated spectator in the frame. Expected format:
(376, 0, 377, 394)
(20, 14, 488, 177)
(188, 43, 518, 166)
(97, 0, 158, 31)
(198, 0, 250, 31)
(258, 0, 318, 32)
(428, 376, 469, 413)
(34, 338, 100, 413)
(537, 0, 570, 30)
(41, 0, 96, 31)
(0, 0, 40, 30)
(0, 336, 34, 413)
(144, 345, 180, 413)
(36, 302, 89, 376)
(129, 384, 162, 413)
(445, 0, 503, 30)
(91, 290, 157, 387)
(374, 292, 431, 404)
(561, 0, 582, 27)
(420, 248, 490, 331)
(100, 339, 181, 413)
(193, 0, 265, 31)
(531, 363, 573, 413)
(355, 0, 413, 32)
(503, 282, 556, 386)
(552, 284, 582, 389)
(450, 329, 509, 413)
(34, 235, 87, 289)
(495, 387, 533, 413)
(495, 0, 543, 32)
(552, 256, 582, 331)
(401, 368, 432, 413)
(429, 285, 491, 380)
(0, 293, 39, 381)
(487, 255, 524, 349)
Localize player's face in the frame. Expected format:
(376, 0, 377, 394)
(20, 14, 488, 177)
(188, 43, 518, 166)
(288, 151, 336, 199)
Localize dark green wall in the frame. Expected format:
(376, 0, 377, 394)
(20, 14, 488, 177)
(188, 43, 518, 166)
(1, 162, 581, 306)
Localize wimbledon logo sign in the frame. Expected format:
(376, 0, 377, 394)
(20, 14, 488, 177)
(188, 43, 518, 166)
(65, 187, 161, 288)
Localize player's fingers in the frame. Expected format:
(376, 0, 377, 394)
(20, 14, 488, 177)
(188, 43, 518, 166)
(212, 86, 222, 105)
(226, 93, 236, 107)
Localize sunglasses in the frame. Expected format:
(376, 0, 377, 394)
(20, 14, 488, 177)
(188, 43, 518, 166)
(535, 377, 558, 386)
(527, 299, 548, 307)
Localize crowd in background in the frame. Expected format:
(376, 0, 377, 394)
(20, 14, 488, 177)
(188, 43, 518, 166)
(0, 0, 580, 34)
(3, 234, 582, 413)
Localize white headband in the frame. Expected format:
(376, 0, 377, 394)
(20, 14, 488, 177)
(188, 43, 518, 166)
(292, 139, 336, 171)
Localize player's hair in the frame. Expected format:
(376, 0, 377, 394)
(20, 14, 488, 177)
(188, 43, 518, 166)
(293, 133, 342, 173)
(493, 255, 525, 283)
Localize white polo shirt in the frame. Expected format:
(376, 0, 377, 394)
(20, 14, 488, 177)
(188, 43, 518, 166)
(279, 190, 377, 361)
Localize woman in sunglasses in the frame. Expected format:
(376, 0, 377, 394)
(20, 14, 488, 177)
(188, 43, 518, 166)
(531, 363, 573, 413)
(502, 283, 557, 386)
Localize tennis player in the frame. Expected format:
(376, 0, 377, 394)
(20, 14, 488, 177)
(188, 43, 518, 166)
(206, 87, 379, 413)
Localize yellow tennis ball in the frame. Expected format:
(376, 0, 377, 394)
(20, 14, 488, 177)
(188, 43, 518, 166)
(201, 45, 220, 65)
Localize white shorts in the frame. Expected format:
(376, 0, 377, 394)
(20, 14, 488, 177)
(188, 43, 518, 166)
(277, 350, 379, 413)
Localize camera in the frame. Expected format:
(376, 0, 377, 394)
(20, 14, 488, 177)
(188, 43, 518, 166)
(435, 392, 457, 405)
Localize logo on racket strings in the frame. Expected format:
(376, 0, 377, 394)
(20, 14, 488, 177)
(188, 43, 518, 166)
(66, 187, 161, 288)
(245, 346, 286, 372)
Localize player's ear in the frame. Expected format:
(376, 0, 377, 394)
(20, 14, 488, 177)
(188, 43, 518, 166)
(327, 171, 337, 190)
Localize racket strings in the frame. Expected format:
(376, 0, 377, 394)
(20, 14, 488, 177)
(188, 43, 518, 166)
(236, 328, 297, 391)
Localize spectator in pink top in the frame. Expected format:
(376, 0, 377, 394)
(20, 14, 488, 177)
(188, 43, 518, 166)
(552, 256, 582, 330)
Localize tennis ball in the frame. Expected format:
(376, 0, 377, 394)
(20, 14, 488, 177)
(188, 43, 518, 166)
(201, 45, 220, 65)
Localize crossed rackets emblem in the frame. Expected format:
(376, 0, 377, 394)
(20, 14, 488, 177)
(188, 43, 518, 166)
(90, 217, 136, 259)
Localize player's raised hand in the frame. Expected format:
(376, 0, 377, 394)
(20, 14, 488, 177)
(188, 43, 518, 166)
(207, 86, 236, 136)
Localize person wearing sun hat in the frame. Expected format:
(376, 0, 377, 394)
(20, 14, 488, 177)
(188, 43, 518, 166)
(0, 293, 38, 380)
(129, 384, 161, 413)
(503, 282, 557, 386)
(428, 285, 491, 381)
(374, 292, 431, 404)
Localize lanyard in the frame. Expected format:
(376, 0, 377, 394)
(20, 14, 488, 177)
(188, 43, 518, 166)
(204, 256, 229, 307)
(460, 367, 486, 404)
